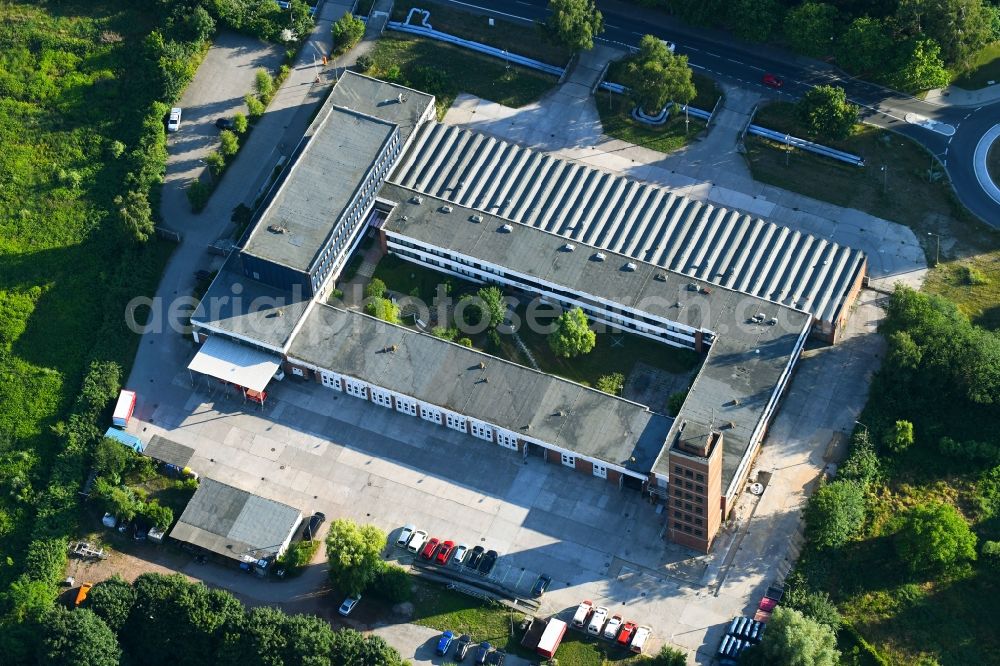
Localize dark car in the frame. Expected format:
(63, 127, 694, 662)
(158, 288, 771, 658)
(465, 545, 484, 569)
(478, 549, 498, 576)
(194, 269, 212, 282)
(133, 519, 149, 541)
(474, 641, 492, 665)
(530, 574, 551, 597)
(215, 117, 235, 130)
(485, 651, 505, 666)
(302, 512, 325, 540)
(116, 518, 130, 534)
(454, 634, 473, 661)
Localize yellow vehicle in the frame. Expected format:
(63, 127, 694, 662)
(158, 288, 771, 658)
(74, 583, 93, 607)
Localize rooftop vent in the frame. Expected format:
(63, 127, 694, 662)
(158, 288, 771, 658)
(391, 344, 398, 352)
(396, 93, 406, 103)
(267, 224, 289, 234)
(699, 286, 712, 295)
(654, 273, 667, 282)
(470, 214, 484, 223)
(767, 317, 777, 326)
(410, 195, 423, 205)
(687, 282, 698, 291)
(724, 421, 735, 430)
(478, 361, 486, 370)
(592, 252, 606, 262)
(561, 243, 575, 252)
(275, 309, 284, 317)
(623, 262, 637, 272)
(440, 205, 453, 214)
(498, 224, 513, 233)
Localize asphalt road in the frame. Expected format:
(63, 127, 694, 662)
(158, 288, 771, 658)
(442, 0, 1000, 226)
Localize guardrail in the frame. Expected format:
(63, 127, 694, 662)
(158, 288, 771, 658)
(747, 125, 866, 167)
(385, 22, 565, 77)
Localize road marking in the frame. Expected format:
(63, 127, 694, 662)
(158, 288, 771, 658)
(726, 58, 741, 64)
(948, 136, 954, 144)
(705, 51, 721, 58)
(631, 31, 645, 36)
(689, 63, 706, 70)
(965, 112, 973, 120)
(748, 65, 764, 72)
(443, 0, 533, 22)
(973, 124, 1000, 205)
(606, 23, 622, 28)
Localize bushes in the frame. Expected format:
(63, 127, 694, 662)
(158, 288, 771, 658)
(232, 112, 248, 134)
(244, 93, 265, 119)
(667, 389, 688, 416)
(205, 151, 225, 177)
(895, 501, 977, 574)
(371, 563, 412, 602)
(356, 53, 374, 72)
(596, 372, 624, 396)
(277, 539, 321, 574)
(332, 13, 365, 53)
(186, 180, 211, 212)
(804, 480, 866, 549)
(218, 130, 239, 158)
(254, 68, 275, 101)
(366, 298, 400, 324)
(364, 278, 387, 300)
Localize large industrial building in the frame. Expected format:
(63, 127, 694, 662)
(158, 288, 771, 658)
(190, 72, 866, 552)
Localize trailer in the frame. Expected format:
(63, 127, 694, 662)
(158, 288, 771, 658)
(104, 427, 144, 453)
(112, 390, 136, 427)
(536, 619, 567, 658)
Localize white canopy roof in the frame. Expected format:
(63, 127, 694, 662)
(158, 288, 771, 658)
(188, 336, 281, 393)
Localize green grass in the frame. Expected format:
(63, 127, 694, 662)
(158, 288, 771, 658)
(368, 34, 557, 118)
(745, 101, 1000, 329)
(0, 1, 176, 591)
(391, 0, 571, 67)
(953, 41, 1000, 90)
(371, 253, 479, 304)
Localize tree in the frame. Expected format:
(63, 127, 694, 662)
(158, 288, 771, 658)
(803, 479, 865, 548)
(545, 0, 604, 52)
(282, 613, 336, 666)
(595, 372, 625, 396)
(332, 12, 365, 53)
(667, 389, 688, 416)
(219, 129, 239, 158)
(783, 3, 838, 57)
(886, 419, 915, 453)
(205, 150, 226, 177)
(836, 17, 891, 76)
(93, 436, 132, 482)
(330, 629, 405, 666)
(114, 189, 154, 242)
(839, 430, 881, 488)
(40, 607, 121, 666)
(232, 112, 249, 134)
(622, 35, 696, 115)
(356, 53, 375, 73)
(741, 607, 840, 666)
(365, 297, 400, 325)
(983, 540, 1000, 568)
(324, 519, 388, 596)
(888, 37, 951, 92)
(648, 645, 687, 665)
(255, 68, 274, 99)
(85, 575, 136, 633)
(725, 0, 782, 43)
(141, 499, 174, 530)
(477, 286, 506, 329)
(795, 85, 858, 141)
(895, 0, 993, 67)
(896, 501, 977, 573)
(786, 588, 841, 629)
(371, 562, 412, 602)
(548, 307, 596, 358)
(244, 92, 265, 118)
(364, 278, 387, 300)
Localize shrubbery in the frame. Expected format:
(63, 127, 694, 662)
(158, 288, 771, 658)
(332, 12, 365, 53)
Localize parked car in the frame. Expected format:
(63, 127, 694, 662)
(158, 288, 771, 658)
(194, 269, 212, 282)
(465, 545, 485, 569)
(603, 614, 623, 641)
(338, 594, 361, 616)
(302, 512, 326, 540)
(167, 107, 182, 131)
(454, 634, 473, 661)
(436, 540, 455, 564)
(452, 543, 469, 565)
(762, 73, 784, 88)
(530, 574, 551, 597)
(407, 530, 428, 554)
(474, 641, 492, 664)
(478, 549, 498, 575)
(617, 621, 637, 646)
(215, 117, 235, 130)
(102, 513, 117, 529)
(436, 630, 454, 655)
(396, 524, 416, 548)
(421, 537, 440, 560)
(587, 606, 609, 636)
(485, 651, 505, 665)
(630, 625, 652, 654)
(572, 600, 594, 629)
(116, 518, 130, 534)
(132, 519, 149, 542)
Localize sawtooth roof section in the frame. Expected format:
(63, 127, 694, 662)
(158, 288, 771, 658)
(390, 122, 866, 326)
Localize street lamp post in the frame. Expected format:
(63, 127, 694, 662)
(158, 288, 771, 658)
(854, 420, 869, 434)
(881, 165, 887, 192)
(927, 232, 941, 266)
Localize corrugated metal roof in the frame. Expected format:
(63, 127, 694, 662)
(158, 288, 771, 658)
(391, 123, 865, 325)
(187, 335, 281, 392)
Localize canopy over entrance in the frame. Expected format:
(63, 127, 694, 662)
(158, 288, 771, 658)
(187, 336, 281, 393)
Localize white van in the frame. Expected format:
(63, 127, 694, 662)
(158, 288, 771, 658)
(630, 625, 652, 654)
(571, 600, 593, 630)
(587, 606, 608, 636)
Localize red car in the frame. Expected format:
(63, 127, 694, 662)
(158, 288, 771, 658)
(762, 73, 784, 88)
(421, 537, 440, 560)
(617, 621, 637, 647)
(435, 540, 455, 564)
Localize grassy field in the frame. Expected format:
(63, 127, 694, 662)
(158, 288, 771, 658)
(391, 0, 571, 67)
(0, 1, 175, 591)
(747, 101, 1000, 329)
(368, 34, 557, 118)
(953, 42, 1000, 90)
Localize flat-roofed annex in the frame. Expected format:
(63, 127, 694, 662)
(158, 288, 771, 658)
(241, 106, 397, 273)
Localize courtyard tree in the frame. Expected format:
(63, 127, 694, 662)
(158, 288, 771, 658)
(364, 277, 387, 300)
(477, 285, 506, 329)
(545, 0, 604, 52)
(365, 297, 400, 325)
(783, 2, 838, 57)
(596, 372, 625, 396)
(40, 607, 121, 666)
(325, 519, 388, 596)
(896, 501, 977, 573)
(795, 85, 858, 141)
(623, 35, 696, 116)
(741, 607, 840, 666)
(548, 307, 596, 358)
(804, 479, 866, 549)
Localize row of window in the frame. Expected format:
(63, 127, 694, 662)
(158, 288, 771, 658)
(673, 487, 704, 505)
(672, 510, 705, 527)
(673, 522, 705, 538)
(674, 465, 706, 483)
